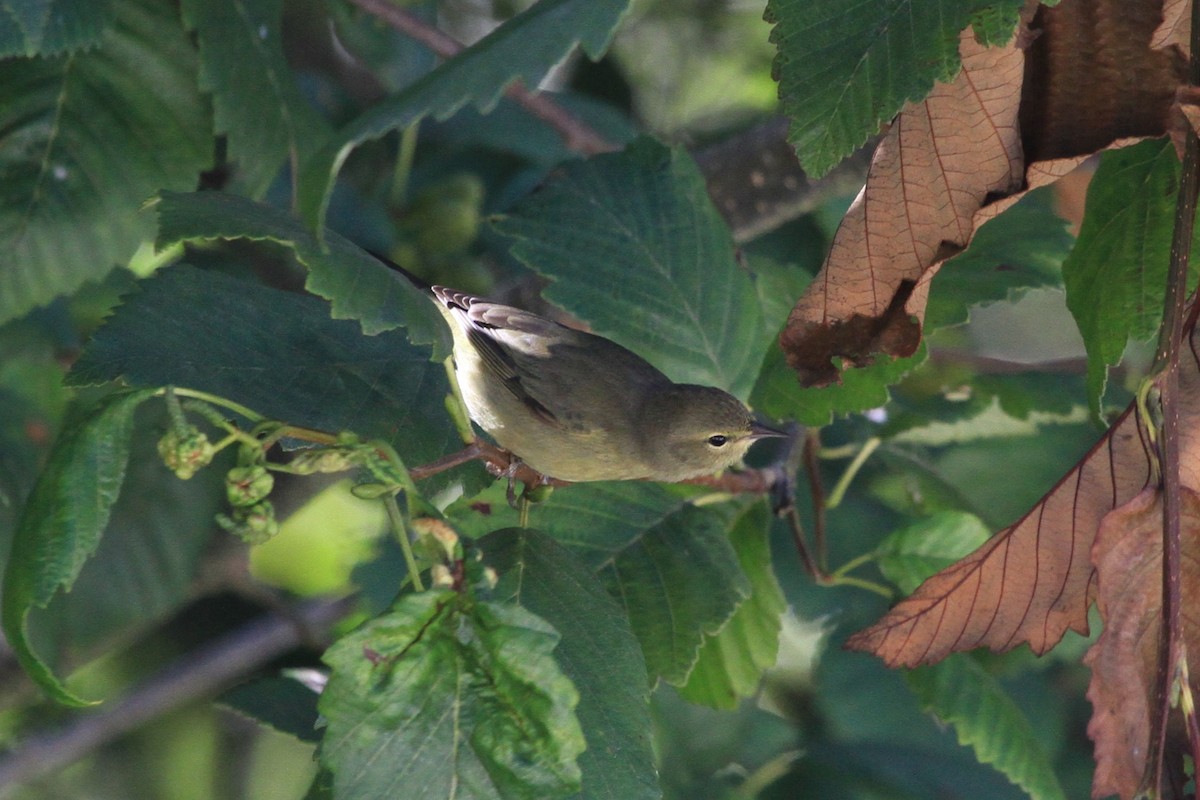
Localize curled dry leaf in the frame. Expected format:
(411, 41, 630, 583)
(1084, 486, 1200, 800)
(781, 24, 1026, 386)
(846, 326, 1200, 666)
(782, 0, 1185, 387)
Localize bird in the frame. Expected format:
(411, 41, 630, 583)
(429, 285, 784, 483)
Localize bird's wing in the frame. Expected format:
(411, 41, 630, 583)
(432, 287, 672, 432)
(433, 288, 561, 423)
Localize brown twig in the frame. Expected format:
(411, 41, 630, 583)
(411, 436, 792, 496)
(1147, 0, 1200, 790)
(803, 429, 827, 572)
(0, 596, 355, 795)
(346, 0, 617, 156)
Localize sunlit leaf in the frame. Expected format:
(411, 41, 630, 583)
(493, 138, 767, 398)
(928, 187, 1072, 330)
(483, 528, 659, 800)
(319, 590, 585, 799)
(451, 482, 749, 685)
(1062, 138, 1193, 418)
(751, 341, 926, 426)
(876, 511, 991, 595)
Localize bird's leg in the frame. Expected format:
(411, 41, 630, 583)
(504, 462, 521, 508)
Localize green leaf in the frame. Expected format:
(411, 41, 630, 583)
(449, 482, 750, 685)
(0, 0, 111, 57)
(179, 0, 330, 198)
(1, 387, 156, 705)
(678, 501, 785, 709)
(905, 655, 1066, 800)
(766, 0, 1024, 176)
(297, 0, 631, 231)
(1062, 138, 1192, 419)
(927, 187, 1072, 330)
(549, 491, 749, 685)
(969, 3, 1029, 46)
(482, 528, 659, 800)
(429, 95, 638, 167)
(976, 372, 1082, 420)
(448, 481, 686, 565)
(0, 0, 211, 325)
(493, 138, 767, 398)
(319, 590, 585, 800)
(751, 340, 926, 425)
(30, 402, 226, 671)
(0, 335, 72, 541)
(221, 675, 322, 743)
(875, 510, 990, 595)
(154, 191, 448, 350)
(69, 264, 472, 497)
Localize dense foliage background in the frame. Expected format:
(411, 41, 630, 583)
(2, 0, 1190, 798)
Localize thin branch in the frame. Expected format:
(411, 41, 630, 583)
(346, 0, 617, 156)
(412, 436, 791, 496)
(803, 429, 827, 572)
(0, 596, 356, 794)
(1149, 0, 1200, 788)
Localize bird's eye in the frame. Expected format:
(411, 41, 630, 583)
(707, 435, 729, 447)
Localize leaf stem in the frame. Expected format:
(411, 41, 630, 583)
(830, 551, 877, 580)
(164, 387, 266, 423)
(825, 437, 880, 509)
(781, 503, 821, 580)
(384, 492, 425, 593)
(828, 574, 894, 599)
(391, 122, 420, 207)
(826, 552, 893, 599)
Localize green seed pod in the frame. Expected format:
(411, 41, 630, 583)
(217, 500, 279, 545)
(225, 465, 274, 507)
(157, 427, 215, 480)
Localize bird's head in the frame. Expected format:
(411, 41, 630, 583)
(639, 385, 784, 482)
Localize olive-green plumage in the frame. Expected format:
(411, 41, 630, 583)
(432, 286, 780, 482)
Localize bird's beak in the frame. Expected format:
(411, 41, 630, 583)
(748, 420, 788, 440)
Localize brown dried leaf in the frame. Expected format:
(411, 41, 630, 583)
(1151, 0, 1190, 52)
(1083, 486, 1200, 800)
(782, 0, 1186, 388)
(781, 26, 1026, 386)
(845, 327, 1200, 666)
(1021, 0, 1182, 163)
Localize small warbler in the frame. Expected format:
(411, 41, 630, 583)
(431, 285, 783, 483)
